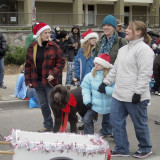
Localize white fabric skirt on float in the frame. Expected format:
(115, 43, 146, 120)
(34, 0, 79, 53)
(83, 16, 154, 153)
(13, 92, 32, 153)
(5, 129, 111, 160)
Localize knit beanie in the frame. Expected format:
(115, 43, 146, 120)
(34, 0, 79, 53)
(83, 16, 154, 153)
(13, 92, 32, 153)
(55, 27, 61, 32)
(102, 15, 117, 29)
(94, 53, 112, 69)
(33, 23, 51, 39)
(81, 29, 99, 44)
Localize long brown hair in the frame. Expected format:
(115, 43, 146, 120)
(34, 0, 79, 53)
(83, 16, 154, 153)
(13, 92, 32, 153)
(81, 40, 96, 59)
(92, 68, 110, 80)
(129, 20, 151, 46)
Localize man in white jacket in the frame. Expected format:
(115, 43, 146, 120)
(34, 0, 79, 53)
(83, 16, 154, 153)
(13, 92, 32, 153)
(98, 21, 153, 159)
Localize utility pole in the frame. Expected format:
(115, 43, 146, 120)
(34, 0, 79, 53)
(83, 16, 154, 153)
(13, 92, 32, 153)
(32, 0, 36, 25)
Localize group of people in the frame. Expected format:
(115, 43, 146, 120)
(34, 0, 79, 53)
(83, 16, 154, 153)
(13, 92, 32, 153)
(1, 13, 158, 159)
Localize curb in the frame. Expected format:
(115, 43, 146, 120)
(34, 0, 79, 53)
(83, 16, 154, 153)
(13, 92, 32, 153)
(0, 99, 29, 109)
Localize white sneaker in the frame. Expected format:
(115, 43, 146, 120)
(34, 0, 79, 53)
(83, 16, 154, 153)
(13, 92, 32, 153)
(158, 92, 160, 96)
(155, 91, 158, 95)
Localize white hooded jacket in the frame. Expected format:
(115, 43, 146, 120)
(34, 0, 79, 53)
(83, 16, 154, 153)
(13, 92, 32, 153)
(103, 37, 154, 102)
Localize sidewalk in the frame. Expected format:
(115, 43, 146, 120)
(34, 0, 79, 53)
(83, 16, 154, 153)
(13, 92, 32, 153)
(0, 72, 67, 109)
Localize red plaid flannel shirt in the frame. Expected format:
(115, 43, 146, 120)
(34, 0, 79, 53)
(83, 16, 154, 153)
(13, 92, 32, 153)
(25, 41, 65, 88)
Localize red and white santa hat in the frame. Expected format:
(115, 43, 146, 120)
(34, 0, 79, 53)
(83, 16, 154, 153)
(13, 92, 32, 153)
(94, 53, 112, 69)
(33, 23, 51, 39)
(81, 29, 98, 44)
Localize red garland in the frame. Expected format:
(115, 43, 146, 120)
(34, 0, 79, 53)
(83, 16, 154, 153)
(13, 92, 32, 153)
(59, 94, 77, 132)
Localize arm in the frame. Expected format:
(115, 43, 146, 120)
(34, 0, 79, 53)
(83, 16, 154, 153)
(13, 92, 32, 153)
(74, 49, 81, 80)
(153, 55, 160, 86)
(103, 58, 118, 85)
(135, 47, 154, 94)
(25, 47, 32, 86)
(80, 73, 92, 105)
(0, 33, 6, 56)
(67, 37, 75, 50)
(49, 45, 65, 78)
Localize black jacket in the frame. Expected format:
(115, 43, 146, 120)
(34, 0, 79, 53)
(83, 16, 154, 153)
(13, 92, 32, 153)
(153, 54, 160, 86)
(0, 33, 6, 59)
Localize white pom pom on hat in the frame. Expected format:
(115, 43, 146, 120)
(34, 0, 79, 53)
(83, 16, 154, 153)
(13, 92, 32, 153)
(33, 23, 51, 39)
(94, 53, 112, 69)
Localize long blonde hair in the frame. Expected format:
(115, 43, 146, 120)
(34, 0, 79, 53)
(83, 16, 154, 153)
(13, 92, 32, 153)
(92, 67, 110, 80)
(37, 35, 52, 47)
(81, 40, 96, 59)
(19, 63, 25, 73)
(129, 20, 151, 46)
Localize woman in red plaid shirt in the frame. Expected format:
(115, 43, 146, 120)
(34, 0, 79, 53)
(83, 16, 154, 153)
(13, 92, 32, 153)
(25, 23, 65, 132)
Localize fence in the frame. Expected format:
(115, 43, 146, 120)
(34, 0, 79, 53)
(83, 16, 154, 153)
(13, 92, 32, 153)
(0, 12, 159, 28)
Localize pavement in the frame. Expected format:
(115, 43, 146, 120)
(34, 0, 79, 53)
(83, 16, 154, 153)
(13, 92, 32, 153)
(1, 73, 160, 160)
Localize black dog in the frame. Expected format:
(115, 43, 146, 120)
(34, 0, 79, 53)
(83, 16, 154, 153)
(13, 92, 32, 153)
(50, 84, 87, 133)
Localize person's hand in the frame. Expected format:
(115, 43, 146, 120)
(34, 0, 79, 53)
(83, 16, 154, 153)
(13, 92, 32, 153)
(72, 43, 78, 48)
(28, 84, 32, 89)
(73, 77, 77, 82)
(86, 102, 92, 109)
(47, 75, 54, 81)
(132, 93, 141, 104)
(56, 39, 60, 43)
(97, 82, 107, 93)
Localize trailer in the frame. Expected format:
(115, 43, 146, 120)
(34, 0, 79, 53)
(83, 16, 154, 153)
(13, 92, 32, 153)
(3, 129, 111, 160)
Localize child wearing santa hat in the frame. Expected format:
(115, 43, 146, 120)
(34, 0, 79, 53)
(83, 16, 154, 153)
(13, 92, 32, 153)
(81, 53, 114, 136)
(73, 29, 98, 84)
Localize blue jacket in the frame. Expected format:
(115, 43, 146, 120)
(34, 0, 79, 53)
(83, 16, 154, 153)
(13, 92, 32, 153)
(81, 68, 114, 114)
(14, 73, 28, 99)
(74, 48, 95, 83)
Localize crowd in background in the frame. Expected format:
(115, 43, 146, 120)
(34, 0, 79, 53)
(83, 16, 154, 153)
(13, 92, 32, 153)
(1, 14, 160, 159)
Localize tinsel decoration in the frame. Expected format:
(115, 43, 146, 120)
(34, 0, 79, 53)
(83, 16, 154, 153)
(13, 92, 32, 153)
(5, 129, 110, 157)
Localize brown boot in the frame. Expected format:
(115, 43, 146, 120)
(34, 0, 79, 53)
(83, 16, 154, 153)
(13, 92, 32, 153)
(38, 127, 53, 132)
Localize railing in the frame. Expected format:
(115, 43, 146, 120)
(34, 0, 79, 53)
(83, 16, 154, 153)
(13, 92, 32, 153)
(0, 12, 159, 28)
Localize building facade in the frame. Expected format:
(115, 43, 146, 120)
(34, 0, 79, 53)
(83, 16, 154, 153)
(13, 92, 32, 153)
(0, 0, 159, 27)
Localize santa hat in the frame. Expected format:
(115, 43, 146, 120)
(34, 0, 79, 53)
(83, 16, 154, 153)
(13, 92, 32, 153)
(152, 43, 157, 50)
(94, 53, 112, 69)
(81, 29, 98, 44)
(33, 23, 51, 39)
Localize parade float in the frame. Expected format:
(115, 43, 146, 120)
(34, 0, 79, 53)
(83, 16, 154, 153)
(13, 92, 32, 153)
(3, 129, 111, 160)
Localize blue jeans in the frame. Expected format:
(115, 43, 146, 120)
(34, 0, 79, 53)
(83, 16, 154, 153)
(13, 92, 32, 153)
(35, 82, 53, 129)
(99, 113, 112, 135)
(0, 57, 4, 85)
(83, 109, 97, 135)
(66, 62, 74, 85)
(26, 88, 39, 104)
(110, 97, 152, 154)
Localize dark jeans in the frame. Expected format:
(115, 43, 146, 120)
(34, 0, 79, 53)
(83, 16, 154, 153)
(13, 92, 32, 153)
(83, 109, 97, 135)
(35, 82, 53, 129)
(110, 97, 152, 154)
(0, 57, 4, 85)
(26, 88, 39, 104)
(99, 113, 112, 136)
